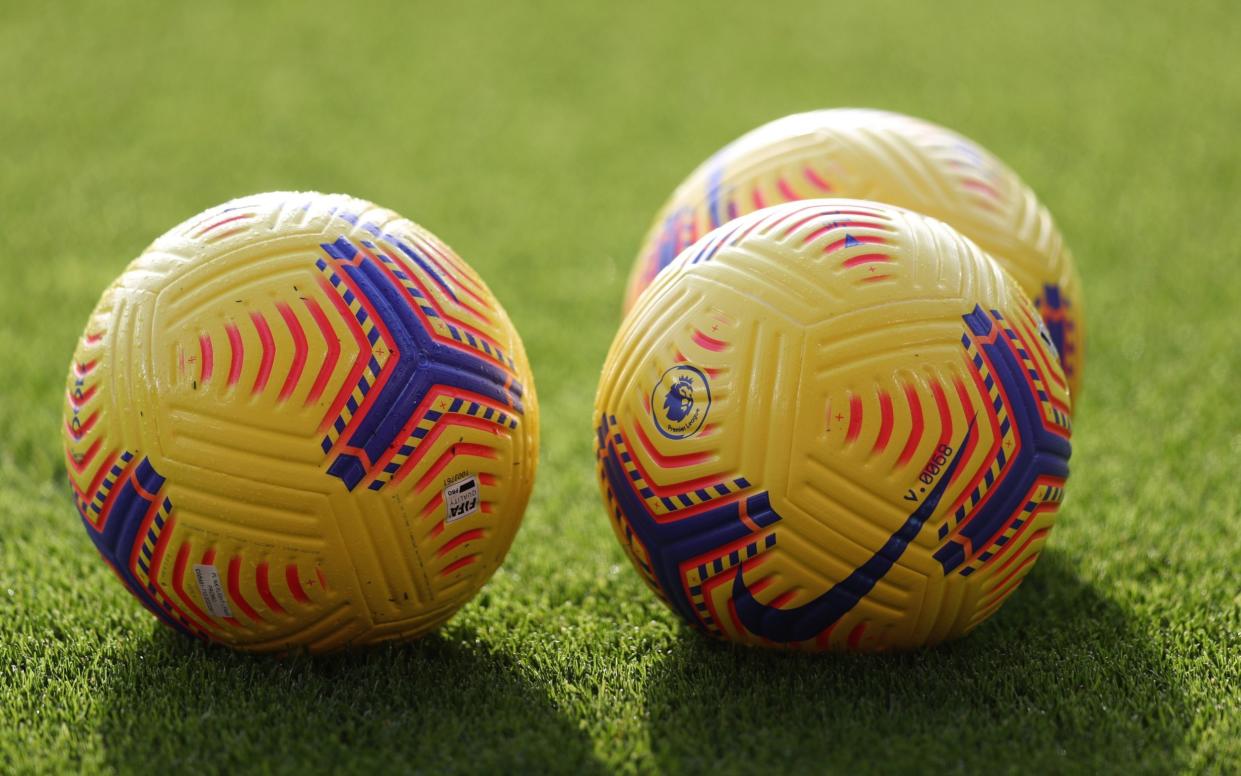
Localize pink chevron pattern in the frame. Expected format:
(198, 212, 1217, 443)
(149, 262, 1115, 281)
(310, 225, 525, 493)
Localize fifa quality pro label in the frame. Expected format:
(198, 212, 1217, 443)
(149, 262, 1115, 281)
(193, 564, 234, 618)
(444, 473, 480, 523)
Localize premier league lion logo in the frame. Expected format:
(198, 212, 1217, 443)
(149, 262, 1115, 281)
(663, 376, 695, 422)
(652, 365, 710, 439)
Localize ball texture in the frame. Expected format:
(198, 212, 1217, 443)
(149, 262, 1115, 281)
(625, 108, 1085, 399)
(596, 199, 1072, 651)
(64, 192, 538, 653)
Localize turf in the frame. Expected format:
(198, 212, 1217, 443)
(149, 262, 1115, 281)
(1, 0, 1238, 773)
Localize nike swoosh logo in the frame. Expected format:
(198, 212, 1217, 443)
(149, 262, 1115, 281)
(732, 419, 976, 643)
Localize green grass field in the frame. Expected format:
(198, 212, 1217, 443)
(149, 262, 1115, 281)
(2, 1, 1238, 773)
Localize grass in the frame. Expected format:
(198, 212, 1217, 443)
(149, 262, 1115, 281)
(1, 0, 1238, 772)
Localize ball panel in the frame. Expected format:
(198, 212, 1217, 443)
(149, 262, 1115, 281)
(64, 192, 537, 652)
(598, 200, 1071, 651)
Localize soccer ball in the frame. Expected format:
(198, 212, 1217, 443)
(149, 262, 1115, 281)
(596, 199, 1072, 651)
(625, 108, 1085, 399)
(64, 192, 538, 653)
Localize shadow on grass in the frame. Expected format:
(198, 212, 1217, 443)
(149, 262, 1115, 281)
(642, 549, 1190, 773)
(95, 629, 605, 774)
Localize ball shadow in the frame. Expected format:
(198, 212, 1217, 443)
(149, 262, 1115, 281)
(641, 549, 1190, 774)
(94, 627, 606, 774)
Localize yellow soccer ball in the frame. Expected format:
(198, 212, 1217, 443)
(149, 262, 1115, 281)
(596, 199, 1072, 651)
(625, 108, 1085, 399)
(64, 192, 538, 653)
